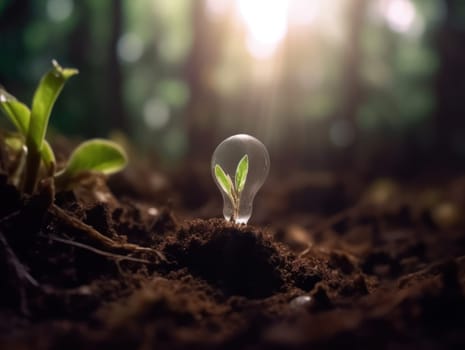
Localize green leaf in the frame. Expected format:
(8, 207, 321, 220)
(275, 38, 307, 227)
(41, 140, 56, 170)
(0, 88, 31, 135)
(235, 154, 248, 193)
(3, 132, 24, 151)
(215, 164, 234, 198)
(27, 60, 78, 152)
(56, 139, 127, 181)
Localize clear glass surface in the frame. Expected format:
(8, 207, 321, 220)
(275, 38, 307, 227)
(211, 134, 270, 224)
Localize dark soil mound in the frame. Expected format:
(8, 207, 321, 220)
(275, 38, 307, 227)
(164, 219, 288, 298)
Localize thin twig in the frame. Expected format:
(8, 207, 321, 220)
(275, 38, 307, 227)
(42, 234, 153, 264)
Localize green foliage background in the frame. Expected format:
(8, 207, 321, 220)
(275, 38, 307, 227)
(1, 0, 464, 165)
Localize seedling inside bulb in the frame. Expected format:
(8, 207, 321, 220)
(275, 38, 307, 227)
(212, 134, 270, 224)
(215, 154, 249, 222)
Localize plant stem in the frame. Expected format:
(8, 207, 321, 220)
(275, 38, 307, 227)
(22, 143, 41, 194)
(230, 188, 240, 223)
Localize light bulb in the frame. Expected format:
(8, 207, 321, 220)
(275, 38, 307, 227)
(211, 134, 270, 224)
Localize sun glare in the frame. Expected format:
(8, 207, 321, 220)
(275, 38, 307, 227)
(236, 0, 322, 59)
(288, 0, 320, 27)
(210, 0, 418, 60)
(206, 0, 229, 16)
(237, 0, 289, 59)
(380, 0, 416, 33)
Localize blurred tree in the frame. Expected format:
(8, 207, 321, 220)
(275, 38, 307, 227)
(435, 0, 465, 158)
(185, 0, 220, 156)
(108, 0, 129, 133)
(339, 0, 367, 135)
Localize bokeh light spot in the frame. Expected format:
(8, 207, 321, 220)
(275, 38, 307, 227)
(329, 120, 355, 148)
(47, 0, 74, 22)
(157, 79, 190, 107)
(382, 0, 416, 33)
(117, 33, 144, 63)
(143, 98, 170, 130)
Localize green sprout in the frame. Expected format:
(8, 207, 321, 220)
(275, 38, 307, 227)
(214, 154, 248, 222)
(0, 60, 127, 194)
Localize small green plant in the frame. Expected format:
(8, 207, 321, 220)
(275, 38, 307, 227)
(214, 154, 248, 222)
(0, 60, 127, 194)
(0, 61, 167, 271)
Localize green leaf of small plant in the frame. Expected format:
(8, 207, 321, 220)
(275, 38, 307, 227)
(22, 60, 78, 193)
(56, 139, 127, 183)
(215, 164, 234, 199)
(27, 60, 78, 152)
(41, 141, 56, 170)
(3, 132, 24, 151)
(0, 88, 31, 135)
(235, 154, 248, 194)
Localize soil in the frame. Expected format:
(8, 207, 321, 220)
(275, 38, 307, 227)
(1, 145, 465, 349)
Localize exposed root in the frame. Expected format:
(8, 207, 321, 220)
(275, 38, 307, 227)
(0, 231, 38, 315)
(0, 209, 21, 225)
(298, 244, 313, 258)
(398, 255, 465, 289)
(313, 205, 360, 234)
(50, 204, 167, 262)
(42, 234, 153, 265)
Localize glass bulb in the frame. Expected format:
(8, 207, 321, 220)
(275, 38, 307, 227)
(211, 134, 270, 224)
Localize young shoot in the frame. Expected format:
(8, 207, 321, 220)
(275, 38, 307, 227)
(212, 134, 270, 224)
(0, 60, 127, 194)
(215, 154, 248, 222)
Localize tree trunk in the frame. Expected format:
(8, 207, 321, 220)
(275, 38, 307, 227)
(107, 0, 128, 134)
(434, 0, 465, 158)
